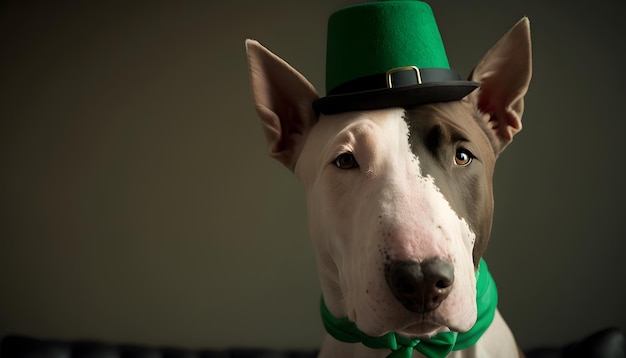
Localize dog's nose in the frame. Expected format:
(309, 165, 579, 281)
(385, 257, 454, 313)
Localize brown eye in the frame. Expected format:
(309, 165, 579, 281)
(454, 149, 473, 166)
(334, 153, 359, 169)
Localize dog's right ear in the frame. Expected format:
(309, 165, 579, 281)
(246, 40, 320, 171)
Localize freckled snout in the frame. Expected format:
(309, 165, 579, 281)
(385, 257, 454, 313)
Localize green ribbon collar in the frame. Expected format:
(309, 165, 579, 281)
(320, 259, 497, 358)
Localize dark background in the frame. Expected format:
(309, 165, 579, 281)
(1, 0, 624, 351)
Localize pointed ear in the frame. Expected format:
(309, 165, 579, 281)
(469, 17, 532, 154)
(245, 39, 320, 171)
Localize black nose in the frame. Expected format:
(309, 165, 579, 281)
(385, 257, 454, 313)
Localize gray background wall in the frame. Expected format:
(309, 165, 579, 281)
(1, 0, 624, 351)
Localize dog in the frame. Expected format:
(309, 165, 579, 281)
(246, 2, 531, 357)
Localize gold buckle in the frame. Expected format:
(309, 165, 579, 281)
(386, 66, 422, 89)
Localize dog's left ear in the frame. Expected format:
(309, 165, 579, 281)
(469, 17, 532, 154)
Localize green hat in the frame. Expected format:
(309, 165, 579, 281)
(313, 0, 478, 115)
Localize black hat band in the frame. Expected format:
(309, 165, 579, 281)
(328, 67, 464, 96)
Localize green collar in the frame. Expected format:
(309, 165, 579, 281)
(320, 259, 498, 358)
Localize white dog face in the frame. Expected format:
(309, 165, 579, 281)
(296, 104, 494, 338)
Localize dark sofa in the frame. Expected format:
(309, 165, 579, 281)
(2, 328, 625, 358)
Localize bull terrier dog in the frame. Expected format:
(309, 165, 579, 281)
(246, 1, 531, 357)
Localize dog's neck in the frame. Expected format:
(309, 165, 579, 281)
(319, 259, 498, 358)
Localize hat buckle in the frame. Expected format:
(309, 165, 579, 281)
(386, 66, 423, 89)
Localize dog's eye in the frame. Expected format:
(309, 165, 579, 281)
(334, 153, 359, 169)
(454, 148, 474, 166)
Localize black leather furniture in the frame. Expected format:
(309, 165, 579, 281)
(0, 335, 318, 358)
(2, 328, 624, 358)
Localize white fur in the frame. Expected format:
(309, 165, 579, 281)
(296, 109, 477, 338)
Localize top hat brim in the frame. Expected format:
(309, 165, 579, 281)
(313, 81, 479, 116)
